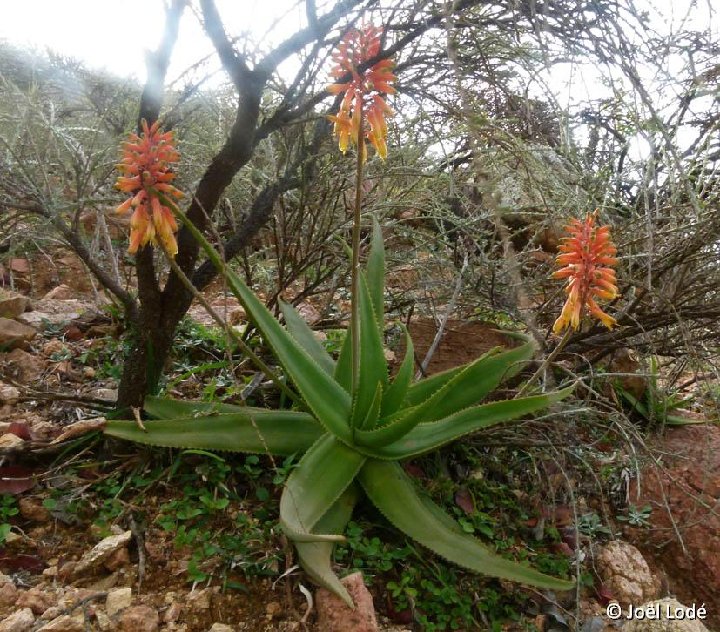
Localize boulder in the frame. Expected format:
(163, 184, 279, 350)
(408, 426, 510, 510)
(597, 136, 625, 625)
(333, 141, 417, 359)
(118, 606, 159, 632)
(42, 285, 74, 300)
(0, 292, 29, 320)
(595, 540, 660, 606)
(628, 424, 720, 629)
(0, 318, 35, 349)
(0, 608, 35, 632)
(316, 572, 378, 632)
(2, 348, 44, 384)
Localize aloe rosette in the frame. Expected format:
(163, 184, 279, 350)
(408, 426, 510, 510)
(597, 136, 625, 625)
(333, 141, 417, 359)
(105, 211, 574, 605)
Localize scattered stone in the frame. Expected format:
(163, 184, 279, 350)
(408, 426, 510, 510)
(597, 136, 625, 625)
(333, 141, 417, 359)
(623, 598, 709, 632)
(162, 602, 183, 623)
(186, 588, 213, 610)
(0, 581, 17, 606)
(0, 318, 36, 349)
(41, 567, 58, 578)
(92, 388, 118, 402)
(74, 531, 132, 576)
(0, 385, 19, 405)
(42, 285, 74, 300)
(118, 605, 159, 632)
(316, 572, 379, 632)
(595, 541, 660, 606)
(82, 366, 96, 379)
(265, 601, 281, 620)
(105, 587, 132, 617)
(95, 611, 113, 632)
(630, 424, 720, 628)
(208, 625, 235, 632)
(16, 587, 55, 615)
(0, 434, 24, 449)
(3, 349, 44, 384)
(0, 608, 35, 632)
(41, 340, 67, 357)
(0, 291, 29, 320)
(36, 614, 85, 632)
(18, 498, 50, 522)
(103, 547, 130, 572)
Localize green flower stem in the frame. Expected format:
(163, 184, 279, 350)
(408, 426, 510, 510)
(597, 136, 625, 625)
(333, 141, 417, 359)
(350, 104, 365, 433)
(157, 194, 300, 405)
(515, 327, 572, 398)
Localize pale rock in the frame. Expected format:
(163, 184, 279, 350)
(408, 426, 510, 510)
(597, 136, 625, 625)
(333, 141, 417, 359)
(42, 285, 74, 300)
(2, 349, 44, 384)
(208, 625, 235, 632)
(106, 587, 132, 617)
(118, 605, 159, 632)
(16, 587, 55, 615)
(17, 298, 89, 328)
(42, 567, 58, 578)
(162, 602, 183, 623)
(316, 572, 379, 632)
(0, 581, 17, 606)
(0, 434, 24, 449)
(74, 531, 132, 575)
(0, 608, 35, 632)
(0, 291, 29, 320)
(18, 498, 50, 522)
(37, 607, 60, 621)
(265, 601, 281, 620)
(623, 598, 709, 632)
(0, 318, 36, 349)
(95, 611, 113, 632)
(595, 540, 660, 606)
(186, 588, 212, 610)
(92, 388, 118, 402)
(0, 385, 19, 405)
(36, 614, 85, 631)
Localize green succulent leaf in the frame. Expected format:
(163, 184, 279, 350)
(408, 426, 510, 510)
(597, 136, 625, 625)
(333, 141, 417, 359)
(380, 325, 414, 419)
(334, 326, 353, 394)
(350, 273, 388, 427)
(366, 216, 386, 329)
(360, 382, 384, 430)
(363, 387, 574, 459)
(105, 410, 323, 456)
(167, 205, 352, 443)
(280, 434, 366, 542)
(280, 299, 335, 376)
(293, 484, 359, 608)
(417, 336, 536, 423)
(143, 396, 246, 419)
(224, 267, 352, 442)
(358, 459, 575, 591)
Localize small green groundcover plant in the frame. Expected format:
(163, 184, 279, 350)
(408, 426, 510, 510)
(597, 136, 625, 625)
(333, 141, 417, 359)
(104, 25, 579, 606)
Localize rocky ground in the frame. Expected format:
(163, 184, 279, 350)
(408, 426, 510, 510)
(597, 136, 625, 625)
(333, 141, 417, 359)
(0, 254, 718, 631)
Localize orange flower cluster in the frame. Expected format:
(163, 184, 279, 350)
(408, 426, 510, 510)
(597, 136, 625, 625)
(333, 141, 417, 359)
(327, 25, 395, 160)
(552, 212, 619, 334)
(115, 119, 183, 256)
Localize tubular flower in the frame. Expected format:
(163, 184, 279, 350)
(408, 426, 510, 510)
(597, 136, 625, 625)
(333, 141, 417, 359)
(552, 212, 619, 334)
(115, 119, 183, 256)
(327, 25, 395, 160)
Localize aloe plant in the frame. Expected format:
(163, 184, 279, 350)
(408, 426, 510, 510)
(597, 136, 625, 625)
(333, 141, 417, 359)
(106, 24, 574, 604)
(106, 211, 574, 605)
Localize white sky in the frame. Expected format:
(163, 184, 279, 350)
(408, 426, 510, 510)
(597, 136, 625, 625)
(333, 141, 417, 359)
(0, 0, 303, 82)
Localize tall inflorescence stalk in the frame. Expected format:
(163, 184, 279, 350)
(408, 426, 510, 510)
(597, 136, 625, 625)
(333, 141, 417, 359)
(327, 25, 395, 404)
